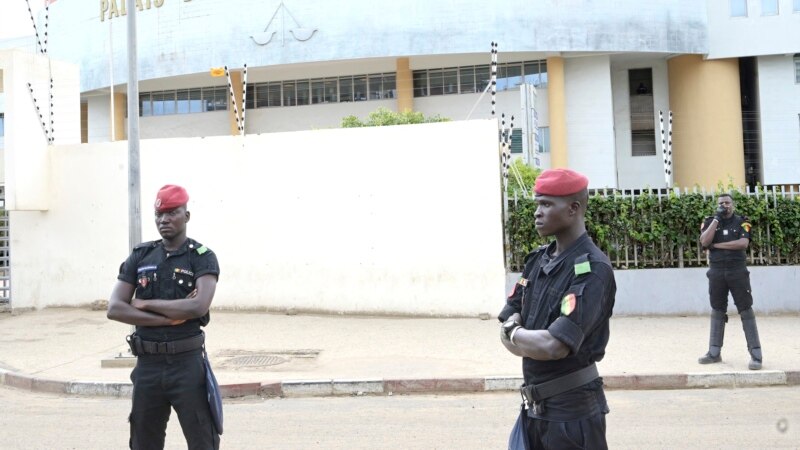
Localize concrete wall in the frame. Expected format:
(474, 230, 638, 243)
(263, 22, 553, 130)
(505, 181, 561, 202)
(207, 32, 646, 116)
(507, 266, 800, 316)
(0, 50, 81, 210)
(707, 0, 800, 59)
(565, 55, 617, 188)
(9, 119, 507, 316)
(42, 0, 707, 92)
(758, 55, 800, 185)
(611, 56, 671, 189)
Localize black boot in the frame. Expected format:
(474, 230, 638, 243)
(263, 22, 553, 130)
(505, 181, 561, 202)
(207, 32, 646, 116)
(698, 310, 727, 364)
(741, 308, 762, 370)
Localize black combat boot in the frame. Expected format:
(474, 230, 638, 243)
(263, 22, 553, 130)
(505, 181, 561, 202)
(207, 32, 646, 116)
(698, 310, 727, 364)
(740, 308, 762, 370)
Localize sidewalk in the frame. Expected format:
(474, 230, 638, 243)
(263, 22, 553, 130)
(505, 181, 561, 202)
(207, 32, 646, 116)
(0, 308, 798, 398)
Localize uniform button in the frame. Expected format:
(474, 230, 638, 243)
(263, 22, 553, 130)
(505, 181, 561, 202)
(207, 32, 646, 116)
(189, 244, 194, 249)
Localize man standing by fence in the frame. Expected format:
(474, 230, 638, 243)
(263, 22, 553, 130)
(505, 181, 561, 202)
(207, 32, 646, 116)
(698, 193, 763, 370)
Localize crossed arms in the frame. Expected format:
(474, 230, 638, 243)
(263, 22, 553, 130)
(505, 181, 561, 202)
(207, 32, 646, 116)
(106, 274, 217, 326)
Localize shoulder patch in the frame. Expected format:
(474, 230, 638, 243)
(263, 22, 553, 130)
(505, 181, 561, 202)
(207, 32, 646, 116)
(574, 253, 591, 276)
(561, 293, 576, 315)
(196, 245, 209, 255)
(742, 222, 751, 232)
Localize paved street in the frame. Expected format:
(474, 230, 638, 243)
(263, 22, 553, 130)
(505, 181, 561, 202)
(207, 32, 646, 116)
(1, 385, 798, 449)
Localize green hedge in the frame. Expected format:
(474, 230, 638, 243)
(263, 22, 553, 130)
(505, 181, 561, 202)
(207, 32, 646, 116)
(506, 187, 800, 271)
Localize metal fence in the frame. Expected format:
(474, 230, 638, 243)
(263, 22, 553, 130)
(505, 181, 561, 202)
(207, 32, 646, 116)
(0, 185, 9, 304)
(506, 185, 800, 271)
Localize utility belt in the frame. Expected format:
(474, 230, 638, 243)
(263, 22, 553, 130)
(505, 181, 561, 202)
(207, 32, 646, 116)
(520, 363, 599, 415)
(126, 332, 205, 356)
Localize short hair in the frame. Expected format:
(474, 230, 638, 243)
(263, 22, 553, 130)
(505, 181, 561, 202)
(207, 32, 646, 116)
(718, 193, 733, 201)
(569, 188, 590, 213)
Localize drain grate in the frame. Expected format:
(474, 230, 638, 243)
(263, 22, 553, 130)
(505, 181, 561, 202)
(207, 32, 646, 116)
(227, 354, 288, 368)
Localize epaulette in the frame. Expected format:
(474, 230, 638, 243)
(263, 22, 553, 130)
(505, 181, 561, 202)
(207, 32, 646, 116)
(133, 240, 159, 250)
(574, 253, 592, 276)
(523, 245, 548, 265)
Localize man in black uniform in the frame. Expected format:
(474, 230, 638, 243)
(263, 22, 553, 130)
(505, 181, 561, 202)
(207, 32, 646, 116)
(499, 169, 616, 450)
(698, 193, 762, 370)
(107, 184, 221, 449)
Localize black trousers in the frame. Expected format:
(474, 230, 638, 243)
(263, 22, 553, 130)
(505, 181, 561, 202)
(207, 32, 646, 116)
(525, 413, 607, 450)
(707, 264, 753, 313)
(129, 348, 219, 450)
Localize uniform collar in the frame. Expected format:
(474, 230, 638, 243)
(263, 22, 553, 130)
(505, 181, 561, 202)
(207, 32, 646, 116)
(159, 237, 195, 256)
(541, 232, 589, 275)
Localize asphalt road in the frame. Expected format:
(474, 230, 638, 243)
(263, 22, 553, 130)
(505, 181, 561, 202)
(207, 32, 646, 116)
(1, 386, 798, 449)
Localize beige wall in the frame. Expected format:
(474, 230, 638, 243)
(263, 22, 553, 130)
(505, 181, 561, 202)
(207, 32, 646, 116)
(10, 120, 506, 316)
(668, 55, 744, 190)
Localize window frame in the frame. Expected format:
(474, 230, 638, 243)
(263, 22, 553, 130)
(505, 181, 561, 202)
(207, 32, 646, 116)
(761, 0, 779, 15)
(730, 0, 748, 17)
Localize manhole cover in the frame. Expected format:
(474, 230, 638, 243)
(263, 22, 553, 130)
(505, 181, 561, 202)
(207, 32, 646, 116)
(226, 354, 288, 368)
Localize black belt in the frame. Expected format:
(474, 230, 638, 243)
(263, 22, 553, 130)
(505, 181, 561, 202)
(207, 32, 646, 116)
(126, 332, 205, 356)
(520, 363, 599, 413)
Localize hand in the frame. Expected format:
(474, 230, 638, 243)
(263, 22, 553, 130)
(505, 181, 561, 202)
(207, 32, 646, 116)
(186, 289, 198, 299)
(714, 205, 726, 221)
(501, 317, 521, 339)
(168, 318, 187, 326)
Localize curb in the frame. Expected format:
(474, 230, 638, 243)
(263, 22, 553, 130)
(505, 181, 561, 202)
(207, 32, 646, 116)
(1, 368, 798, 399)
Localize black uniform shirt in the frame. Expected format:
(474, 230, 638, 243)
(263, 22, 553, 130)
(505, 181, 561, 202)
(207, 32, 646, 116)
(499, 233, 616, 421)
(118, 238, 220, 342)
(702, 214, 751, 265)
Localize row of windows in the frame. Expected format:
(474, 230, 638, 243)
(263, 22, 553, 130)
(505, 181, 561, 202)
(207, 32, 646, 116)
(731, 0, 800, 17)
(139, 73, 397, 116)
(413, 60, 548, 98)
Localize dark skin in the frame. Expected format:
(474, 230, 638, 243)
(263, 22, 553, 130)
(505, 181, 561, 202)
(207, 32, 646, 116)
(499, 190, 589, 361)
(699, 195, 750, 251)
(107, 205, 217, 326)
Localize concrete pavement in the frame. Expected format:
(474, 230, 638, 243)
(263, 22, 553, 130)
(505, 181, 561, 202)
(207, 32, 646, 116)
(0, 308, 798, 398)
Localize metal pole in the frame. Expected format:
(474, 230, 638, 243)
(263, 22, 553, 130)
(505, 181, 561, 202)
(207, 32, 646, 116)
(126, 0, 141, 250)
(109, 17, 115, 142)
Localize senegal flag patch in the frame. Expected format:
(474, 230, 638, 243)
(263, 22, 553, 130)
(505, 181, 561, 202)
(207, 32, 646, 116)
(561, 293, 577, 316)
(742, 222, 751, 233)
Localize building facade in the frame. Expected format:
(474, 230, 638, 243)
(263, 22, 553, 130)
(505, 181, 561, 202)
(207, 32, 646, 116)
(2, 0, 800, 190)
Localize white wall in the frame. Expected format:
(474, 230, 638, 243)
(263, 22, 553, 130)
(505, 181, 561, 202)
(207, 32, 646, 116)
(758, 55, 800, 184)
(565, 55, 618, 188)
(0, 50, 81, 210)
(10, 120, 507, 316)
(611, 57, 671, 189)
(707, 0, 800, 59)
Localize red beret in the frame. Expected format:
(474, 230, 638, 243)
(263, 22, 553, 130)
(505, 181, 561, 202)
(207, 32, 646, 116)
(154, 185, 189, 212)
(534, 169, 589, 196)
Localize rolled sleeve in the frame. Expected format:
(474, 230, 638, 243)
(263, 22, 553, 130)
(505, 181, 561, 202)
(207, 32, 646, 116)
(548, 316, 584, 354)
(548, 265, 614, 355)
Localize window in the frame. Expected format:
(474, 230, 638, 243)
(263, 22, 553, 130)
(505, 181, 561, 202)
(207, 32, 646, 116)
(282, 81, 296, 106)
(537, 127, 550, 154)
(176, 89, 190, 114)
(339, 76, 353, 102)
(266, 82, 282, 107)
(413, 71, 428, 97)
(0, 113, 4, 137)
(629, 68, 656, 157)
(188, 88, 203, 113)
(730, 0, 747, 16)
(795, 54, 800, 83)
(795, 0, 800, 12)
(510, 129, 522, 154)
(204, 87, 227, 112)
(245, 85, 256, 109)
(497, 64, 523, 91)
(353, 76, 367, 101)
(296, 80, 310, 106)
(382, 74, 396, 99)
(459, 66, 476, 93)
(761, 0, 779, 15)
(139, 93, 152, 116)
